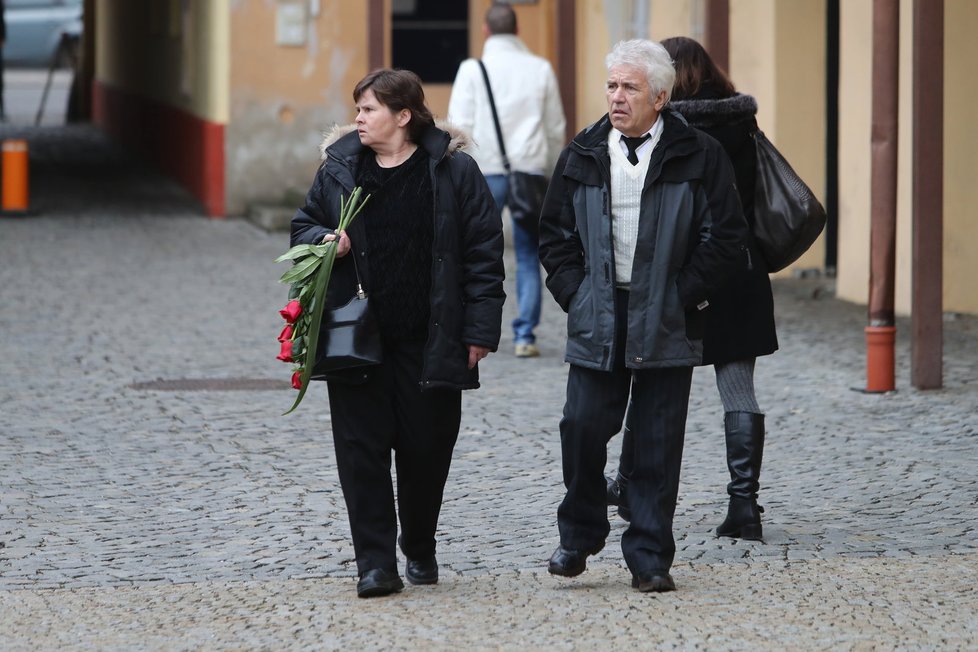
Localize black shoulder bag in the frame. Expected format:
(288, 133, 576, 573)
(476, 59, 548, 234)
(751, 130, 827, 272)
(311, 251, 382, 380)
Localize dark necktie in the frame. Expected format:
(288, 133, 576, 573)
(622, 134, 651, 165)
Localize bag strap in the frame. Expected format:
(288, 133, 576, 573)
(476, 59, 511, 174)
(350, 249, 366, 299)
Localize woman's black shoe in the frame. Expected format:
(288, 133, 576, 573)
(405, 556, 438, 585)
(356, 568, 404, 598)
(547, 543, 604, 577)
(716, 497, 764, 540)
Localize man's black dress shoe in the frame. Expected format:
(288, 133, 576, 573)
(547, 543, 604, 577)
(631, 570, 676, 593)
(405, 556, 438, 585)
(356, 568, 404, 598)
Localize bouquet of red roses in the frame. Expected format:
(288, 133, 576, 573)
(276, 188, 370, 414)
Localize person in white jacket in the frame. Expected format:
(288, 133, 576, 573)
(447, 1, 566, 358)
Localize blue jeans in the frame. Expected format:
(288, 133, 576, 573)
(485, 174, 541, 345)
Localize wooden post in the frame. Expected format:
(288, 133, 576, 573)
(703, 0, 730, 74)
(911, 0, 944, 389)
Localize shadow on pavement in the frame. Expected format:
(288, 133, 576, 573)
(0, 123, 204, 217)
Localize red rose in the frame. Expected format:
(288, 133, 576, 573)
(280, 300, 302, 323)
(291, 371, 303, 389)
(277, 340, 294, 363)
(278, 324, 294, 343)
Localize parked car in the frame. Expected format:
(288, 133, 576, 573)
(3, 0, 82, 68)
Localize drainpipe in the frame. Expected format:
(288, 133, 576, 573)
(865, 0, 900, 393)
(911, 0, 943, 389)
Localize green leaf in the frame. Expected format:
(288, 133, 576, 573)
(278, 254, 324, 284)
(274, 244, 314, 263)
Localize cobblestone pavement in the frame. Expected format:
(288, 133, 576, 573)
(1, 126, 976, 650)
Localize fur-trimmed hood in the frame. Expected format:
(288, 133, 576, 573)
(319, 120, 471, 161)
(668, 93, 757, 129)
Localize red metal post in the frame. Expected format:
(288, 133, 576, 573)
(865, 0, 900, 392)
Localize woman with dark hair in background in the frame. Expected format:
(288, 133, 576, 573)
(291, 69, 505, 597)
(608, 37, 778, 541)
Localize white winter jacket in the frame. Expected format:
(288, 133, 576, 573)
(447, 34, 566, 177)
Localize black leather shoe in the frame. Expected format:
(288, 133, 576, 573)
(547, 543, 604, 577)
(631, 570, 676, 593)
(356, 568, 404, 598)
(405, 556, 438, 585)
(716, 497, 764, 540)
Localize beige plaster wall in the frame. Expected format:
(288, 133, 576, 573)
(838, 0, 977, 315)
(95, 0, 228, 122)
(943, 0, 978, 314)
(835, 0, 872, 307)
(576, 0, 610, 131)
(773, 0, 827, 273)
(649, 1, 692, 41)
(225, 0, 370, 215)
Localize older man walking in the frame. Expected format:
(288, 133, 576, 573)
(539, 39, 749, 592)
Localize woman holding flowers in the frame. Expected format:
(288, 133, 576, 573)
(290, 68, 505, 598)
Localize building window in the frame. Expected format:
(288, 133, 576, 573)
(392, 0, 468, 83)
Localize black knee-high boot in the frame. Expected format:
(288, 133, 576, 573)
(716, 411, 765, 540)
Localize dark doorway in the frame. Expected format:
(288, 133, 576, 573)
(391, 0, 468, 83)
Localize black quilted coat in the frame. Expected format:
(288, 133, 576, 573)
(670, 90, 778, 365)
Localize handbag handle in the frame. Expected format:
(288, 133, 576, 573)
(350, 247, 366, 299)
(476, 59, 512, 175)
(324, 230, 367, 299)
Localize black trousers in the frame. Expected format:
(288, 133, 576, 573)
(557, 290, 693, 573)
(326, 339, 461, 576)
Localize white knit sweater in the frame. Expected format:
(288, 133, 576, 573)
(609, 129, 652, 287)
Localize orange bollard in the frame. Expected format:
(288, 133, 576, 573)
(2, 139, 30, 215)
(865, 325, 897, 392)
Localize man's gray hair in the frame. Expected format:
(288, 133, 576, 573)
(606, 39, 676, 104)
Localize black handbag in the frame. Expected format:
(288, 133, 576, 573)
(476, 59, 547, 234)
(311, 254, 382, 380)
(751, 129, 827, 272)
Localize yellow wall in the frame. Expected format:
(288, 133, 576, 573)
(577, 0, 610, 132)
(837, 0, 978, 315)
(94, 0, 228, 123)
(225, 0, 370, 213)
(836, 0, 872, 306)
(943, 0, 978, 313)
